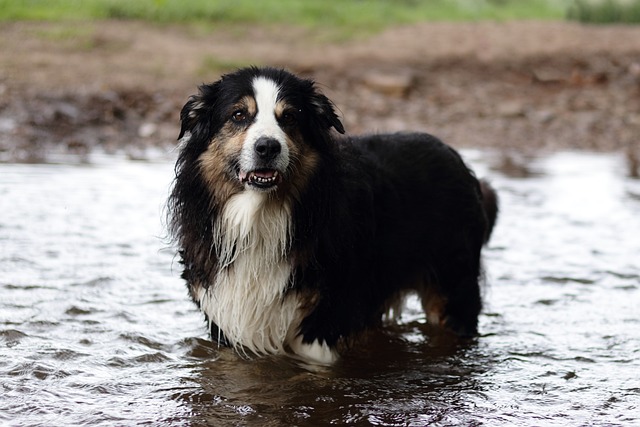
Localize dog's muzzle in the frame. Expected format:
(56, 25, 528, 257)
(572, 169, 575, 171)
(239, 137, 286, 191)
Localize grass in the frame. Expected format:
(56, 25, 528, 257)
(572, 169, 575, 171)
(1, 0, 638, 32)
(567, 0, 640, 23)
(0, 0, 571, 31)
(31, 24, 103, 50)
(198, 55, 259, 76)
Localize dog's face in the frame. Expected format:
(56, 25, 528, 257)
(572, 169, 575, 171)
(178, 67, 344, 200)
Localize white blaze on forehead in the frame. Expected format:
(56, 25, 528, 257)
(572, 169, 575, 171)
(239, 76, 290, 175)
(253, 77, 280, 118)
(250, 76, 285, 141)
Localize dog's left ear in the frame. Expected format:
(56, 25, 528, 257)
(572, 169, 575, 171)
(311, 93, 345, 135)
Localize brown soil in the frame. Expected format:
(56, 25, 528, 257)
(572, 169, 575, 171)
(1, 20, 639, 162)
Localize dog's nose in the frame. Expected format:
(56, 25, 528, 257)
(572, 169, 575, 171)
(254, 137, 282, 160)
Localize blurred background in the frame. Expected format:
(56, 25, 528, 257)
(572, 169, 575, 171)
(1, 0, 639, 166)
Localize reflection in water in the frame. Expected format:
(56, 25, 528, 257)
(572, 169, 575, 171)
(185, 323, 491, 426)
(1, 151, 639, 426)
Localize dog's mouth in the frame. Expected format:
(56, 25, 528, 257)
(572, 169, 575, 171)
(239, 169, 282, 190)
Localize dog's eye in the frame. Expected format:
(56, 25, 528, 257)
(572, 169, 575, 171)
(231, 110, 247, 123)
(280, 110, 298, 126)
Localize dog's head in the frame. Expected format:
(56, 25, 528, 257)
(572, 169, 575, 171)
(177, 67, 344, 199)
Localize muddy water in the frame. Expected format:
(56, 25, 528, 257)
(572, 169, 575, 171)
(1, 151, 639, 426)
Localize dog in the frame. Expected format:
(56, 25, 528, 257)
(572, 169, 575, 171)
(168, 67, 498, 365)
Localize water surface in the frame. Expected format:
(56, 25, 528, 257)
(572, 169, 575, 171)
(1, 151, 639, 426)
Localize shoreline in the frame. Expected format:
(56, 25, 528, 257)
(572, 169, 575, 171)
(1, 21, 639, 162)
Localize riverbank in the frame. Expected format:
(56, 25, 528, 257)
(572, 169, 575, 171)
(1, 20, 639, 163)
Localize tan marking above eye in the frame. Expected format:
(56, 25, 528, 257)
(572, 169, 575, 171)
(229, 96, 257, 124)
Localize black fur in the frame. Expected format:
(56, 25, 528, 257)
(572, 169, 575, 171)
(168, 67, 498, 357)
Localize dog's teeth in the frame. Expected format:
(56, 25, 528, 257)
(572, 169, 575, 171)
(253, 176, 276, 183)
(246, 170, 279, 186)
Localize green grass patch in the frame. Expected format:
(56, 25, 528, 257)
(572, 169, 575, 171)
(0, 0, 572, 32)
(567, 0, 640, 23)
(30, 24, 102, 50)
(198, 55, 259, 76)
(33, 24, 94, 42)
(9, 1, 638, 35)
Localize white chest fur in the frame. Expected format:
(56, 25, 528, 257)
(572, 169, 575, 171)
(196, 191, 300, 356)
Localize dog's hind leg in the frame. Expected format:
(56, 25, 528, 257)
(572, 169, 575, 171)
(440, 274, 482, 337)
(420, 276, 481, 336)
(419, 249, 483, 337)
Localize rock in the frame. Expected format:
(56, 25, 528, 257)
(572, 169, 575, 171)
(532, 109, 556, 124)
(531, 68, 566, 84)
(138, 122, 157, 138)
(496, 101, 526, 118)
(361, 72, 415, 98)
(0, 117, 17, 133)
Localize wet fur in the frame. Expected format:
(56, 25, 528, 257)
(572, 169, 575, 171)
(168, 67, 498, 364)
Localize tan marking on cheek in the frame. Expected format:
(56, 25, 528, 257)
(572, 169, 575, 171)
(198, 125, 248, 205)
(284, 132, 320, 202)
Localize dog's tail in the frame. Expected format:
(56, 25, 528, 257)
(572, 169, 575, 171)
(480, 179, 499, 244)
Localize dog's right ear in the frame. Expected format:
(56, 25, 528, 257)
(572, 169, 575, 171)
(178, 94, 206, 140)
(178, 81, 223, 141)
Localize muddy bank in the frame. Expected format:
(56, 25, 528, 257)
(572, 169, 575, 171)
(0, 88, 176, 162)
(1, 21, 639, 162)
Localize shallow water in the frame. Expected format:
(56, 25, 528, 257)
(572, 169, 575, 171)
(1, 151, 639, 426)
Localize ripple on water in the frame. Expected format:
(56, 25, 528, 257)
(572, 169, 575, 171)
(541, 276, 597, 285)
(69, 276, 114, 288)
(118, 332, 167, 351)
(0, 329, 28, 347)
(175, 336, 221, 359)
(65, 306, 95, 316)
(5, 361, 75, 381)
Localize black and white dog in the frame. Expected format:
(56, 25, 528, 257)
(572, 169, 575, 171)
(168, 67, 498, 364)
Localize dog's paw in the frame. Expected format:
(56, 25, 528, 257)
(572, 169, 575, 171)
(442, 315, 478, 338)
(289, 336, 339, 365)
